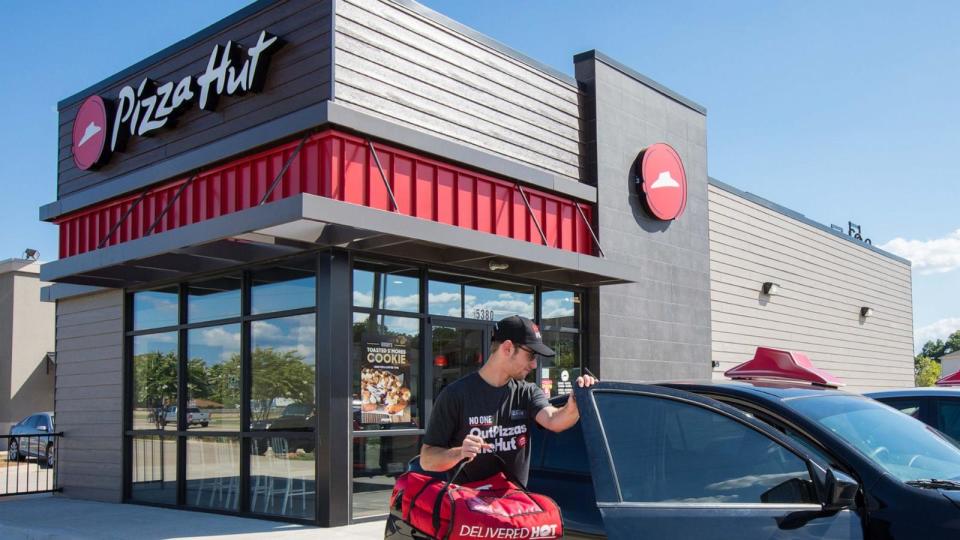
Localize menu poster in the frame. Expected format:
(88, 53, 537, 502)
(360, 335, 412, 424)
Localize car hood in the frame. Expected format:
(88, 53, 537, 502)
(939, 490, 960, 511)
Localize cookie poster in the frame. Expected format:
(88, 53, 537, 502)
(360, 335, 412, 424)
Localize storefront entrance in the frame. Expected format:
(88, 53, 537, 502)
(428, 320, 494, 398)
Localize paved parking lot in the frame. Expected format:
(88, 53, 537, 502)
(0, 496, 386, 539)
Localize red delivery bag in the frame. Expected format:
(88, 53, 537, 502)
(386, 458, 563, 540)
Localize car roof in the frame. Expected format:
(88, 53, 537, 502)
(865, 387, 960, 399)
(650, 378, 853, 400)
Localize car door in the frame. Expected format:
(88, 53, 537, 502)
(575, 382, 864, 540)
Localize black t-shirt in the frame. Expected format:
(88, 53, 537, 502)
(423, 372, 550, 485)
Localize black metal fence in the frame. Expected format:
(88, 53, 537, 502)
(1, 433, 62, 496)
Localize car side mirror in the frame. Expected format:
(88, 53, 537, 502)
(823, 468, 858, 511)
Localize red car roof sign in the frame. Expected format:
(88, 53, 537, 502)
(725, 347, 845, 387)
(936, 370, 960, 387)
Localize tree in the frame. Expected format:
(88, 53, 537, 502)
(250, 347, 315, 421)
(915, 355, 941, 387)
(919, 329, 960, 360)
(133, 351, 177, 428)
(208, 356, 241, 408)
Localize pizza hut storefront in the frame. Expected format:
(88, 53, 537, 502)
(41, 0, 711, 527)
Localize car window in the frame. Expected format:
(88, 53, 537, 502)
(788, 395, 960, 483)
(595, 392, 817, 504)
(540, 423, 590, 474)
(26, 415, 40, 428)
(880, 398, 922, 420)
(936, 400, 960, 442)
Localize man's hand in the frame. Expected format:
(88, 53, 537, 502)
(567, 373, 598, 410)
(536, 372, 598, 433)
(460, 434, 492, 462)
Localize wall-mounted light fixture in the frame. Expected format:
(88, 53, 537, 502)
(488, 260, 510, 271)
(860, 307, 874, 318)
(761, 282, 780, 296)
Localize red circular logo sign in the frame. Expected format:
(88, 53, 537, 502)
(72, 96, 110, 171)
(638, 143, 687, 221)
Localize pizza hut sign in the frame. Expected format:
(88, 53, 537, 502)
(71, 30, 283, 171)
(636, 142, 687, 221)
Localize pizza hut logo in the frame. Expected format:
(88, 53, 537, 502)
(531, 323, 541, 339)
(70, 30, 282, 170)
(72, 96, 110, 171)
(636, 143, 687, 221)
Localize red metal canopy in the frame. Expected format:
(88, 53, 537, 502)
(724, 347, 845, 387)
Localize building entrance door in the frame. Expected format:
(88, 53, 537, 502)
(428, 320, 493, 397)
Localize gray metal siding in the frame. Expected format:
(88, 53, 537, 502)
(708, 184, 914, 392)
(57, 0, 332, 199)
(54, 290, 123, 502)
(333, 0, 582, 182)
(578, 56, 713, 381)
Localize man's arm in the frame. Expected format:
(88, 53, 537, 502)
(420, 435, 490, 472)
(534, 375, 596, 433)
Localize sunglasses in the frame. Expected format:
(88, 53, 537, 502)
(518, 345, 537, 358)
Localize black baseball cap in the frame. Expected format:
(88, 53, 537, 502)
(493, 315, 555, 357)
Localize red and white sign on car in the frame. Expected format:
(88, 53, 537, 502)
(637, 142, 687, 221)
(72, 95, 110, 171)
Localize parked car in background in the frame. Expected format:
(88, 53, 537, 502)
(250, 403, 315, 454)
(158, 406, 209, 428)
(7, 412, 56, 468)
(866, 387, 960, 443)
(528, 348, 960, 539)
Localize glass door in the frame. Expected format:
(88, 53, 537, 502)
(429, 320, 492, 397)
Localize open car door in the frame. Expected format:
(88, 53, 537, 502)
(574, 382, 864, 539)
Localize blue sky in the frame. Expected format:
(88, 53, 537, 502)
(1, 1, 957, 350)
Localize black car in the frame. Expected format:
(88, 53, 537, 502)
(866, 388, 960, 443)
(528, 349, 960, 539)
(250, 403, 316, 454)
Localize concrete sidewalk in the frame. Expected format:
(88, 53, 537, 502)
(0, 495, 386, 539)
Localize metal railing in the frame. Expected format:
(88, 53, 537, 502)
(1, 433, 62, 496)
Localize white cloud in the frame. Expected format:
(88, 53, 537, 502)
(385, 294, 419, 310)
(915, 317, 960, 352)
(880, 229, 960, 275)
(353, 291, 372, 306)
(542, 298, 574, 319)
(198, 326, 241, 349)
(428, 292, 461, 304)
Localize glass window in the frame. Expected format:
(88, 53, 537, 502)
(596, 392, 817, 504)
(250, 314, 316, 431)
(936, 400, 960, 443)
(353, 314, 420, 430)
(539, 333, 580, 398)
(352, 435, 420, 518)
(880, 398, 922, 420)
(352, 265, 420, 313)
(464, 284, 533, 321)
(133, 288, 178, 330)
(132, 332, 178, 431)
(789, 395, 960, 483)
(186, 436, 239, 511)
(188, 275, 241, 323)
(187, 324, 241, 432)
(251, 262, 315, 315)
(131, 436, 177, 505)
(541, 290, 580, 330)
(428, 280, 461, 317)
(250, 435, 316, 519)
